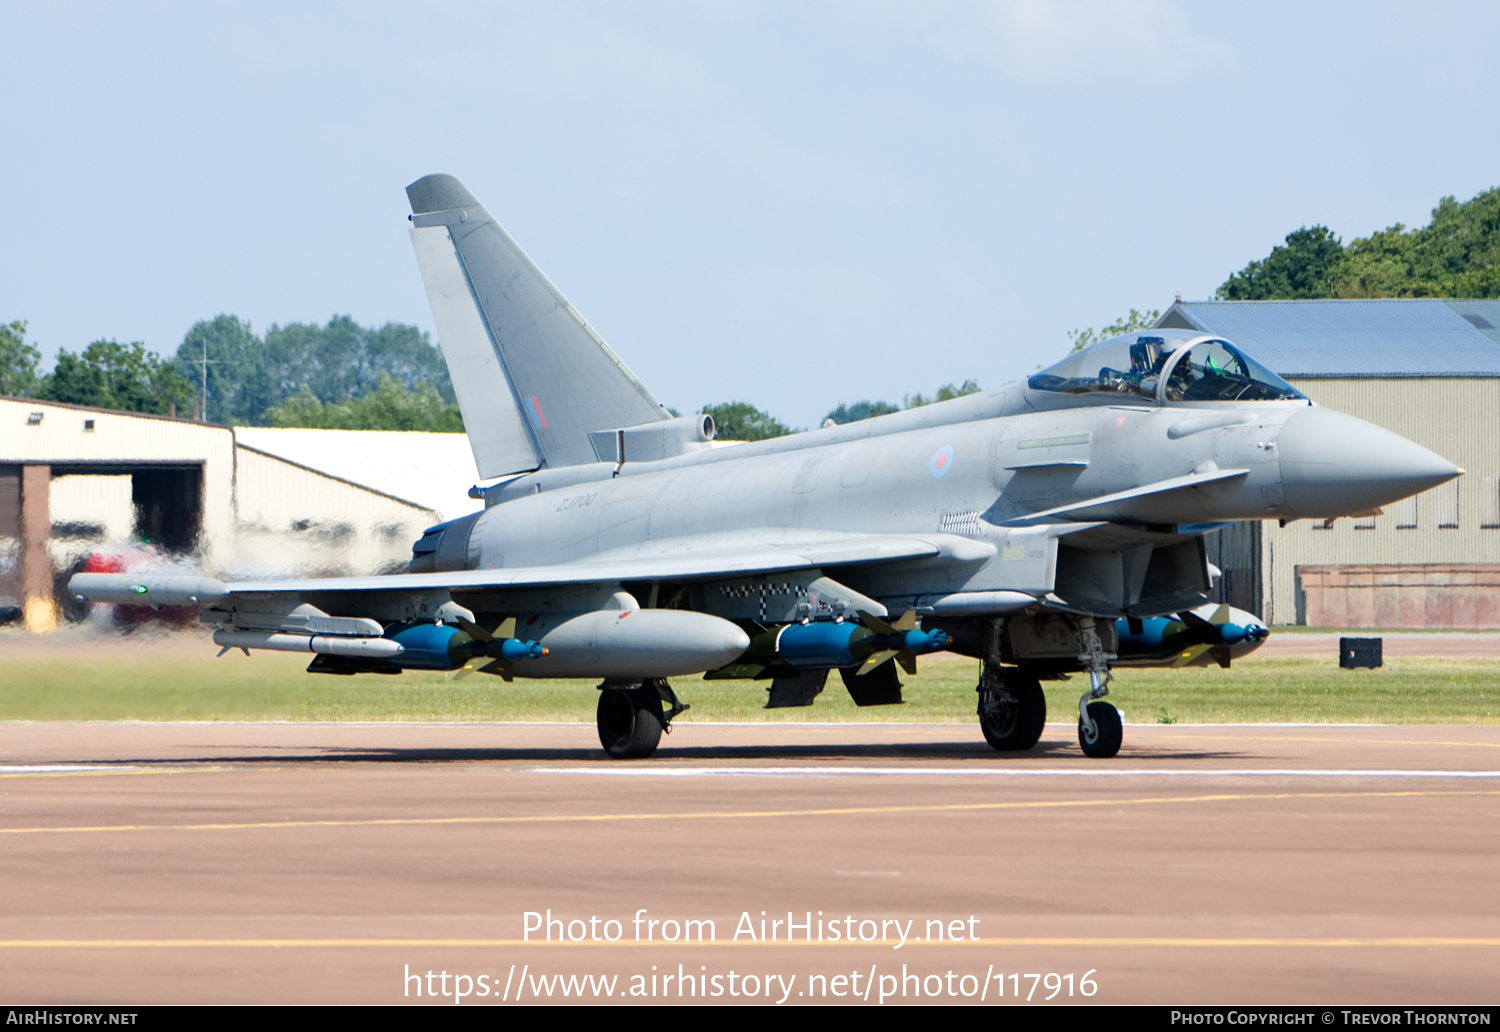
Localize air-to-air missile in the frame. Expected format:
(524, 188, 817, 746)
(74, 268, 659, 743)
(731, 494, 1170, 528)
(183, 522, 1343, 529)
(70, 174, 1463, 761)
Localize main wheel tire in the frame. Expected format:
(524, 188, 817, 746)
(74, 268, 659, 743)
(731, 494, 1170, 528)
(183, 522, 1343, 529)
(979, 670, 1046, 752)
(597, 685, 665, 759)
(1078, 700, 1123, 758)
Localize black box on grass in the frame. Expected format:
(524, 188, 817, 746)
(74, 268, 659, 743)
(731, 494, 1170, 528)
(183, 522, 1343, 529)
(1339, 637, 1383, 669)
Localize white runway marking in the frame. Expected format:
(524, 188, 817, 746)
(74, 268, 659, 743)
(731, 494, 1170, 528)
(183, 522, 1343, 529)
(534, 766, 1500, 779)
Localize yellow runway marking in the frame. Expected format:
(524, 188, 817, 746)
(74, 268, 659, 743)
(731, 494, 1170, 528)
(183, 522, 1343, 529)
(0, 767, 221, 781)
(0, 788, 1495, 837)
(0, 937, 1495, 949)
(1149, 734, 1500, 749)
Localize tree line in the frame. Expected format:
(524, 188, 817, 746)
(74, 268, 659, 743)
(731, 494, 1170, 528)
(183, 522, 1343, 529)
(0, 314, 462, 429)
(1217, 186, 1500, 300)
(176, 314, 459, 428)
(1, 311, 985, 438)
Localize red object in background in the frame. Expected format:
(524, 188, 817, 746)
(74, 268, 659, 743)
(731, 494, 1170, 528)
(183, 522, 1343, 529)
(79, 552, 197, 629)
(83, 553, 126, 574)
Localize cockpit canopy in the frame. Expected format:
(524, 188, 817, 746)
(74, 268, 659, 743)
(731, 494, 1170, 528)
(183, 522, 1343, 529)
(1028, 331, 1306, 404)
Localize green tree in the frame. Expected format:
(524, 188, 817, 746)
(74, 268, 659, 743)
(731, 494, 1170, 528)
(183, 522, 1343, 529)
(175, 314, 266, 425)
(173, 314, 453, 426)
(1215, 187, 1500, 301)
(264, 372, 464, 431)
(1067, 308, 1163, 352)
(1333, 189, 1500, 298)
(823, 399, 900, 425)
(1218, 226, 1344, 300)
(700, 401, 793, 441)
(37, 340, 195, 416)
(260, 315, 453, 410)
(0, 320, 40, 397)
(903, 379, 982, 409)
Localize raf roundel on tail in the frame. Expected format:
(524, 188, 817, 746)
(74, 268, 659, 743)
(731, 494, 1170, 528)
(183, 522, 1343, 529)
(71, 175, 1462, 760)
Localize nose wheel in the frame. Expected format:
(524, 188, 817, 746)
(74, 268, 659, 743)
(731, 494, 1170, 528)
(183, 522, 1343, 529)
(1078, 699, 1122, 758)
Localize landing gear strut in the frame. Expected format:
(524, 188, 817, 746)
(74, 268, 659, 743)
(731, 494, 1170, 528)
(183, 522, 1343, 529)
(977, 662, 1046, 752)
(1075, 617, 1122, 758)
(597, 679, 687, 759)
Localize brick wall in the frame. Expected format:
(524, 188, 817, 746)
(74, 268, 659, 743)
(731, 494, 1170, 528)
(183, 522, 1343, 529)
(1296, 564, 1500, 628)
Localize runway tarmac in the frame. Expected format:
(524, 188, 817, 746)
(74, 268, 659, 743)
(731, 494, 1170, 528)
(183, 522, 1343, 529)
(0, 720, 1496, 1005)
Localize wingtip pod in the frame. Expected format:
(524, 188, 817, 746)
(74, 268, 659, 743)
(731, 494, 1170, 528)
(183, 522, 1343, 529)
(406, 174, 481, 216)
(69, 572, 229, 607)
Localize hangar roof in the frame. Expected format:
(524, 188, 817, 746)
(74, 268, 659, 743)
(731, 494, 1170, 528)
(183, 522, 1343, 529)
(233, 428, 483, 524)
(1156, 299, 1500, 377)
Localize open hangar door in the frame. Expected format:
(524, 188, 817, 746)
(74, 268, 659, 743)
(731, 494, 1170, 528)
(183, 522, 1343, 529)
(1, 462, 206, 628)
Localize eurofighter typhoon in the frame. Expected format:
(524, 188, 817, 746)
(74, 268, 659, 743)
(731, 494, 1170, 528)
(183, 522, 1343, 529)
(71, 175, 1461, 759)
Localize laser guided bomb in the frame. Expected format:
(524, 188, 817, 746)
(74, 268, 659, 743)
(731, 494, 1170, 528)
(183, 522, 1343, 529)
(1112, 604, 1269, 668)
(704, 610, 950, 707)
(70, 173, 1462, 760)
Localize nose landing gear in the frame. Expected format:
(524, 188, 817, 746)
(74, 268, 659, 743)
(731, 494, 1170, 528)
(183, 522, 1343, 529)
(1075, 617, 1122, 758)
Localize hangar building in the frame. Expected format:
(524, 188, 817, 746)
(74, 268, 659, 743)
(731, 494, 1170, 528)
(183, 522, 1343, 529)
(1159, 298, 1500, 628)
(0, 396, 478, 630)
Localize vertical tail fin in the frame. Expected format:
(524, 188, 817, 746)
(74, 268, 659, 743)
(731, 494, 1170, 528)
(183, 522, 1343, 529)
(406, 174, 669, 476)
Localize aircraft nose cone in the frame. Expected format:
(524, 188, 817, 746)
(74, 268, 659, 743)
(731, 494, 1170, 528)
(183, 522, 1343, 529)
(1277, 406, 1461, 518)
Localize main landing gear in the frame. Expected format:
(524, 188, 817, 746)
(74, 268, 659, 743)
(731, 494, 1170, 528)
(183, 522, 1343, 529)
(976, 662, 1046, 752)
(596, 679, 688, 759)
(1075, 617, 1122, 758)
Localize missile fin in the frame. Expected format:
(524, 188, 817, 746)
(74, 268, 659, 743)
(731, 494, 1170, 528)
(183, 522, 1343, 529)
(1178, 610, 1215, 633)
(456, 617, 495, 643)
(479, 658, 515, 682)
(1173, 643, 1211, 668)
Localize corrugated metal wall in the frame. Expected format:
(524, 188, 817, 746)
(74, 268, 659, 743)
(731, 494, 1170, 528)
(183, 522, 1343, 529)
(1264, 377, 1500, 624)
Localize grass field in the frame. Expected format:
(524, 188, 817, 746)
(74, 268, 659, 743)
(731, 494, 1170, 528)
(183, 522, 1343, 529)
(0, 630, 1496, 724)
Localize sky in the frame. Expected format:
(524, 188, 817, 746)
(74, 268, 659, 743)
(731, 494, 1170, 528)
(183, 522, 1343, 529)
(3, 1, 1498, 429)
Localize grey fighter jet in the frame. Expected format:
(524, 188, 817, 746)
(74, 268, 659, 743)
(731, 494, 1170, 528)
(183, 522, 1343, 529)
(70, 174, 1462, 760)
